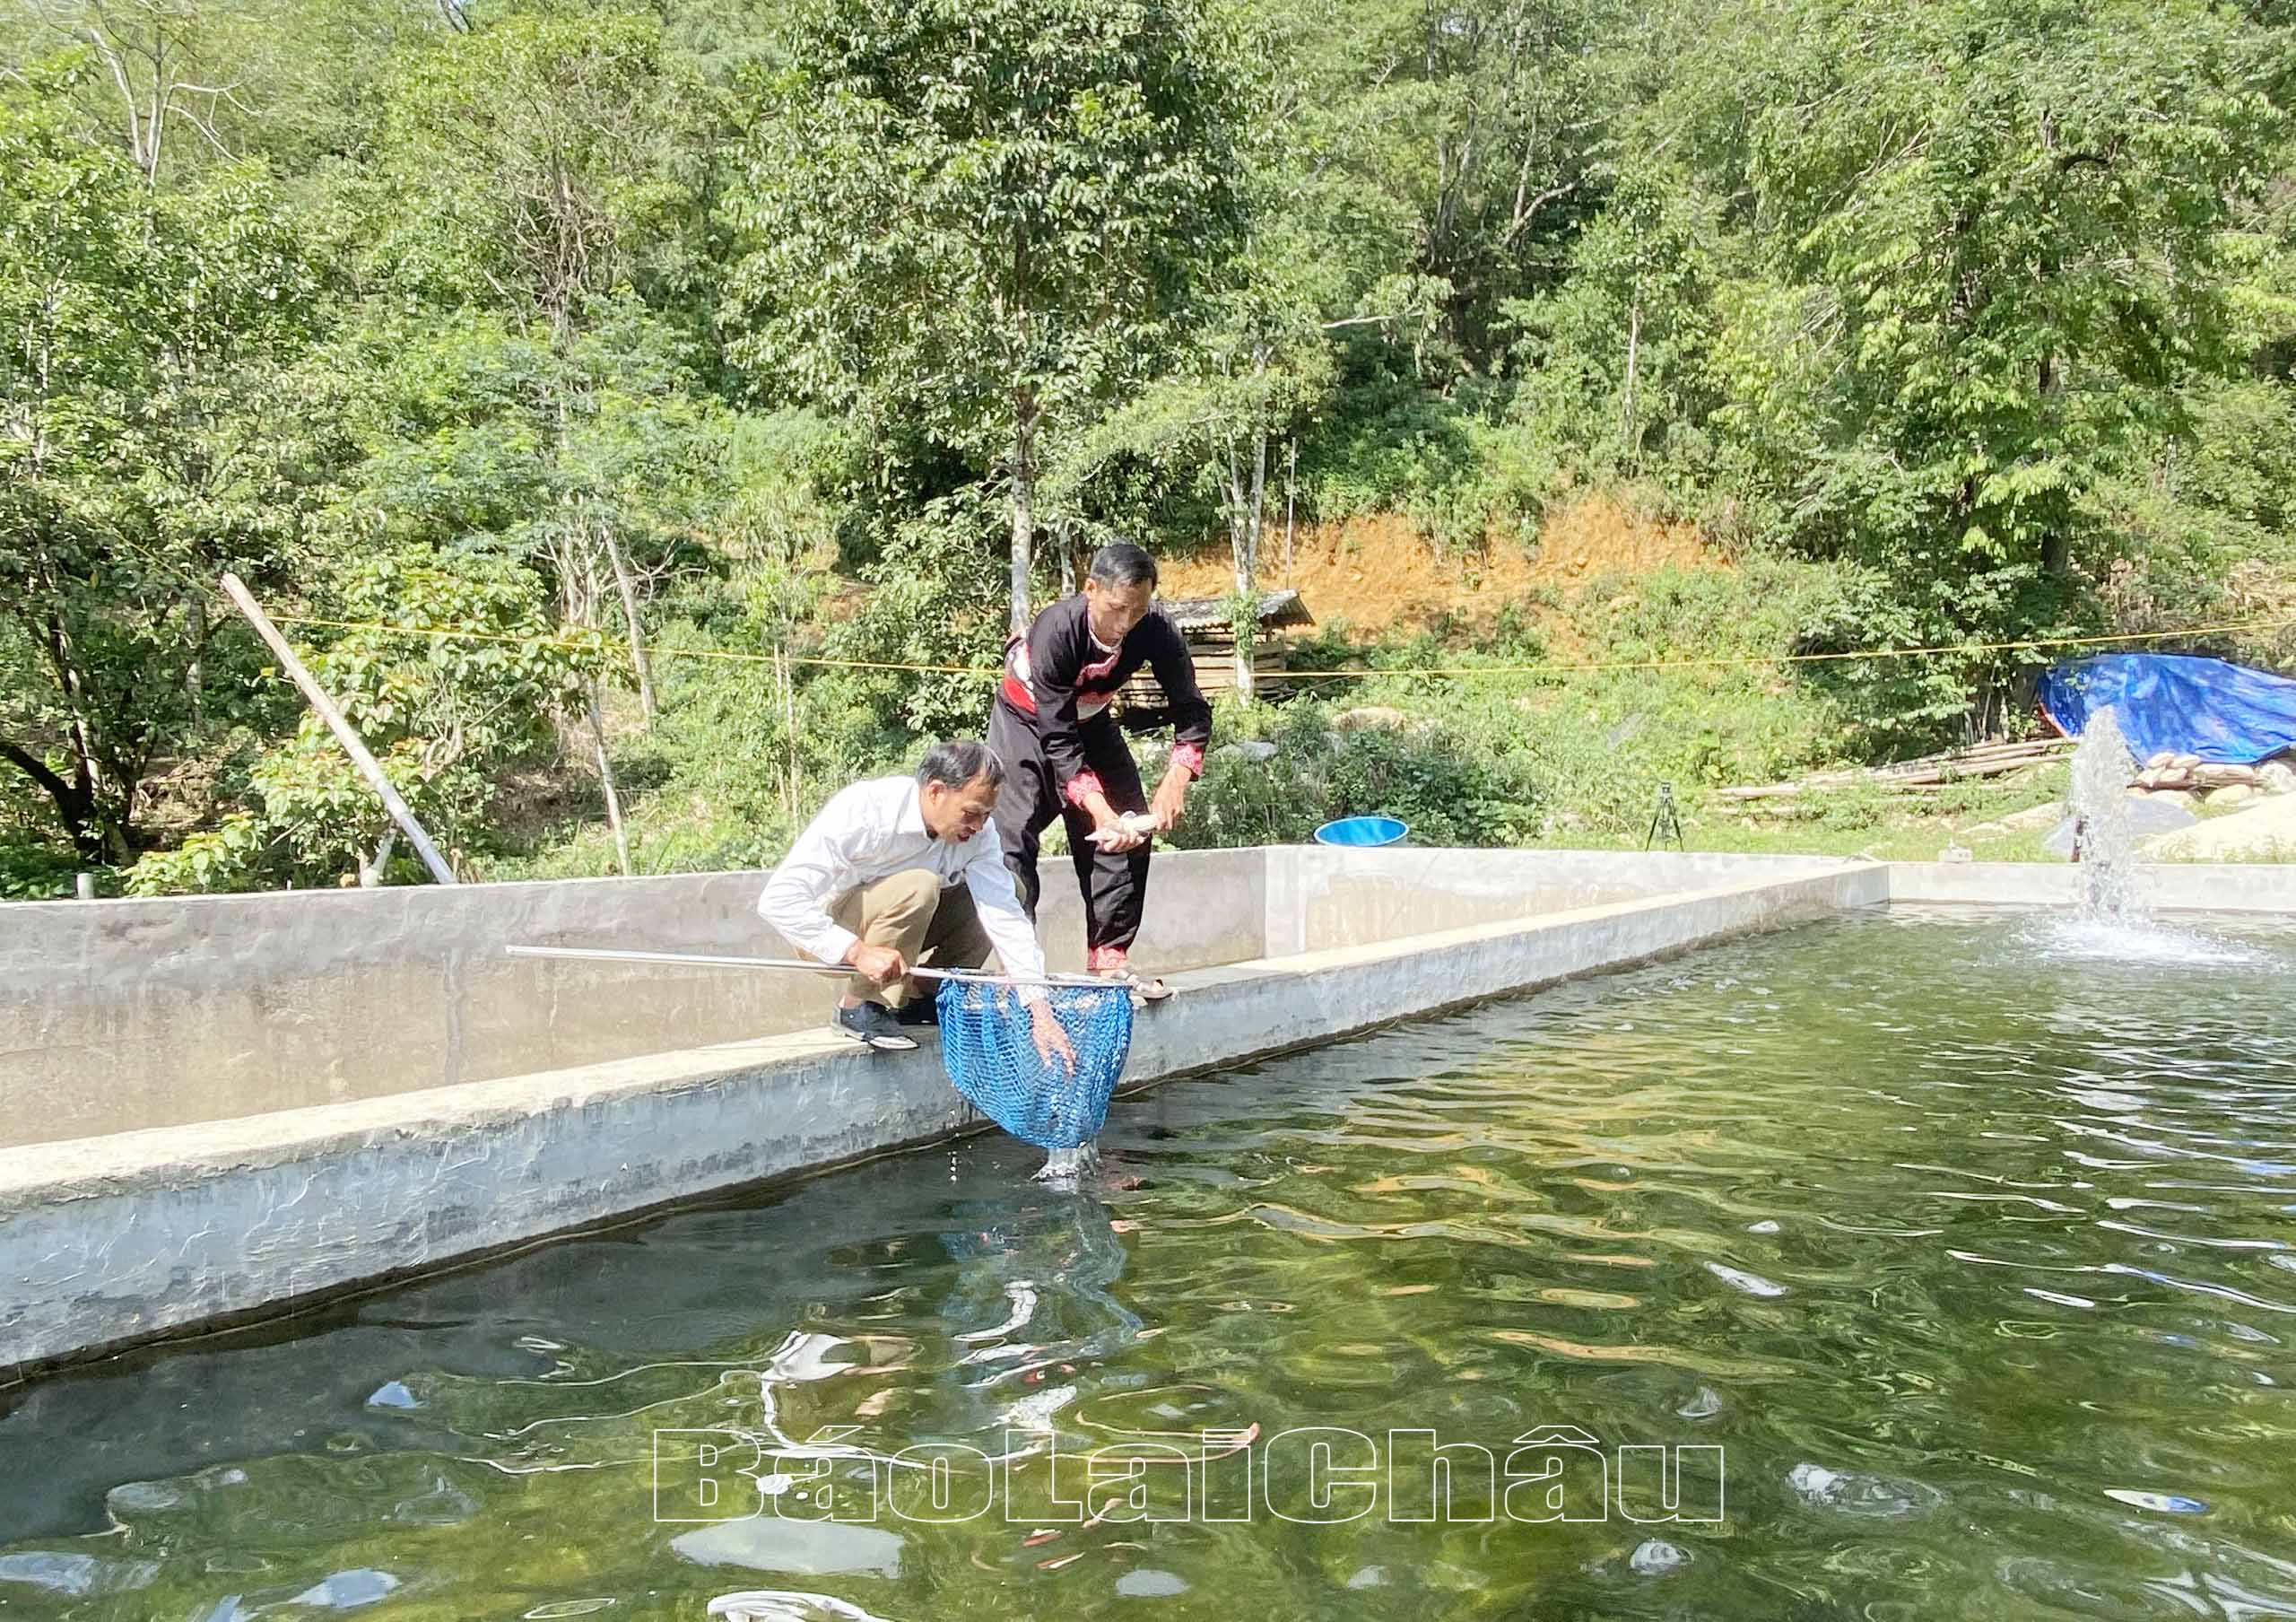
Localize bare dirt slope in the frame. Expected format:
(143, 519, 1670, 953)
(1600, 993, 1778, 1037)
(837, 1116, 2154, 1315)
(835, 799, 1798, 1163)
(1157, 496, 1718, 639)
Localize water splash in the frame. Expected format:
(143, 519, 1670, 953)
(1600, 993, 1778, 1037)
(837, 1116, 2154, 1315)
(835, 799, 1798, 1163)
(2042, 708, 2262, 964)
(2067, 707, 2142, 921)
(2028, 916, 2263, 968)
(1036, 1144, 1101, 1183)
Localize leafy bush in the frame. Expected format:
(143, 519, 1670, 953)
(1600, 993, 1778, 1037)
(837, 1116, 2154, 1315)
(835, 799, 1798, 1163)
(249, 551, 598, 878)
(1295, 379, 1549, 547)
(0, 836, 85, 901)
(815, 487, 1017, 742)
(124, 815, 270, 896)
(1168, 700, 1547, 850)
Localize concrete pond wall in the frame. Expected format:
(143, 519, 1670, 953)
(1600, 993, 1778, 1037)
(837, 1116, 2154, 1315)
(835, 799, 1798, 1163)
(4, 846, 2292, 1379)
(0, 847, 1848, 1146)
(0, 849, 1266, 1145)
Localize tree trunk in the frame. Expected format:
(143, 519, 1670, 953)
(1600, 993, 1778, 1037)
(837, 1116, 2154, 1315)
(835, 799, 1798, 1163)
(1232, 413, 1270, 706)
(187, 593, 204, 725)
(1054, 516, 1077, 597)
(360, 827, 397, 888)
(0, 736, 109, 863)
(41, 614, 110, 834)
(1622, 299, 1643, 466)
(1224, 435, 1249, 705)
(587, 685, 632, 877)
(600, 519, 657, 726)
(1284, 438, 1297, 586)
(2037, 354, 2068, 573)
(774, 647, 800, 824)
(1009, 388, 1038, 636)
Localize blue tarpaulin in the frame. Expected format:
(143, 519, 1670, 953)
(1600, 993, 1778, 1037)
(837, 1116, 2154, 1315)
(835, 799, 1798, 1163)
(2037, 654, 2296, 764)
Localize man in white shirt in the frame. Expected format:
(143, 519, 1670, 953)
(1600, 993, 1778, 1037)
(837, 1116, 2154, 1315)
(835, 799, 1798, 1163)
(759, 740, 1073, 1061)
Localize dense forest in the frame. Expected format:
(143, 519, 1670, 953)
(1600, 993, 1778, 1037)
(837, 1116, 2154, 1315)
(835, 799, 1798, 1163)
(3, 0, 2292, 895)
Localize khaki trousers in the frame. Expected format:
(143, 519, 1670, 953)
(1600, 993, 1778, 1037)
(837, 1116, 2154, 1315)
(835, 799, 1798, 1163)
(828, 870, 993, 1008)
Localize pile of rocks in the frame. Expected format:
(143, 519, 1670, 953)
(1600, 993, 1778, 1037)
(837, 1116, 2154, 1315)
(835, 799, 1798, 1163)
(2128, 752, 2296, 811)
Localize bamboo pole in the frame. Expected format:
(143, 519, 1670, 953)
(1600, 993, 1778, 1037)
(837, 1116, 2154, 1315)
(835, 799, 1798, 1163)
(219, 573, 459, 885)
(505, 943, 1109, 989)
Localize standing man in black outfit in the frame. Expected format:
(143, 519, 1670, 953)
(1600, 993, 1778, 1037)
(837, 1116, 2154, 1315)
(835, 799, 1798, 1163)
(987, 543, 1212, 999)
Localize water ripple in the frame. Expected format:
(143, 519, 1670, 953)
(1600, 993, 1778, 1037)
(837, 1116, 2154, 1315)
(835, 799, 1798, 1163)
(0, 911, 2290, 1619)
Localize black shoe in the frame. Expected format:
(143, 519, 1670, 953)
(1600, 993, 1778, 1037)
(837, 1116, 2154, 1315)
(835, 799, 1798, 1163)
(834, 1002, 918, 1051)
(892, 994, 940, 1028)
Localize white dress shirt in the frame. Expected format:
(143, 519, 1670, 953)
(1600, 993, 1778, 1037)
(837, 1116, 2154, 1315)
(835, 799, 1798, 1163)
(758, 775, 1048, 982)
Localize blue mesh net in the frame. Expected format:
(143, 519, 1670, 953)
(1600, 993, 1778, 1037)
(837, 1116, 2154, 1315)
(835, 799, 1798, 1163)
(935, 979, 1135, 1150)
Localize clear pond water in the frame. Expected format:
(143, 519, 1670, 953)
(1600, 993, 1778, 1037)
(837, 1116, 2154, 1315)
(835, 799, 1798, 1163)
(4, 909, 2295, 1619)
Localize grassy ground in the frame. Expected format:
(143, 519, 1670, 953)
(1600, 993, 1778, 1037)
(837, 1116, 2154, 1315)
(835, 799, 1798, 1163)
(1549, 763, 2072, 863)
(1660, 765, 2292, 864)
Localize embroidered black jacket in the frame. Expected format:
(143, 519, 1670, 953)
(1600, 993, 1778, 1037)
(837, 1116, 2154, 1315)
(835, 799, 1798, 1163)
(996, 594, 1213, 807)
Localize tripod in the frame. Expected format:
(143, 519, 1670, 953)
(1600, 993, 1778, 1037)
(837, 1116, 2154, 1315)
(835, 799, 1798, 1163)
(1644, 780, 1684, 851)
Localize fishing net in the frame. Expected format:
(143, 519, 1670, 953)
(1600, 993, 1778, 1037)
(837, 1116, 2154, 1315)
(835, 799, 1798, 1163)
(935, 978, 1135, 1151)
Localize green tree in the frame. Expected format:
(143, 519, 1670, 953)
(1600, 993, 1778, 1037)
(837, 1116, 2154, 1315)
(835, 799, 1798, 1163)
(162, 551, 603, 889)
(0, 80, 325, 860)
(1051, 1, 1350, 694)
(726, 0, 1246, 632)
(1677, 0, 2287, 737)
(1285, 0, 1620, 368)
(1502, 173, 1720, 481)
(328, 298, 721, 745)
(362, 7, 712, 339)
(348, 13, 720, 744)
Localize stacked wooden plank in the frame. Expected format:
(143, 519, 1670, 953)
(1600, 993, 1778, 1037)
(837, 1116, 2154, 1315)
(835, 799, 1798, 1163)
(1718, 737, 2071, 803)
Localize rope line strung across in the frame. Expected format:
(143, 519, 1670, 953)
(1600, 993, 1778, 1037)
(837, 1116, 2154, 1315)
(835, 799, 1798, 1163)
(240, 601, 2296, 688)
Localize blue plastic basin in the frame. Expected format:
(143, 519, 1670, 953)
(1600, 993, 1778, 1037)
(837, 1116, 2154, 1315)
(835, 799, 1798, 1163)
(1312, 815, 1409, 848)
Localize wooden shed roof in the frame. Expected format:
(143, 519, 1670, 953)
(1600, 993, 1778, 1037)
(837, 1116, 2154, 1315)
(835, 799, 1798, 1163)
(1156, 589, 1315, 637)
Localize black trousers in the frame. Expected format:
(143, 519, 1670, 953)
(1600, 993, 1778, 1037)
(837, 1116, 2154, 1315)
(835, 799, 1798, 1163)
(987, 700, 1151, 962)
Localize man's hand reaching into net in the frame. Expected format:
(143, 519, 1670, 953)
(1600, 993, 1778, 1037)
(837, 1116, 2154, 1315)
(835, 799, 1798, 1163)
(1029, 998, 1078, 1073)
